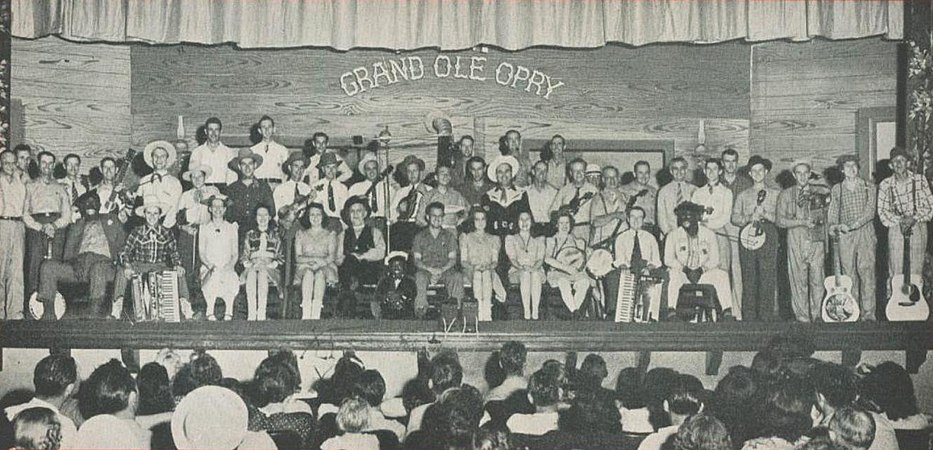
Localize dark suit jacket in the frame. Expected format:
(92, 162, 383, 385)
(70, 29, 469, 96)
(62, 213, 127, 262)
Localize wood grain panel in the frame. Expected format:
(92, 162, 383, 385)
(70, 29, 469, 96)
(12, 37, 131, 167)
(750, 37, 897, 174)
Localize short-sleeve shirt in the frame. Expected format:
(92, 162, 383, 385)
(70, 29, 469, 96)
(412, 228, 458, 269)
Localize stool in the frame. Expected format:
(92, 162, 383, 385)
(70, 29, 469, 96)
(676, 284, 721, 322)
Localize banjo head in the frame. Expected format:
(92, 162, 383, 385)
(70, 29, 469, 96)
(739, 224, 766, 250)
(586, 249, 615, 278)
(556, 246, 586, 272)
(28, 291, 67, 320)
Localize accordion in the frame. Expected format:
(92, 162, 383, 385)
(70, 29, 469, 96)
(132, 271, 181, 322)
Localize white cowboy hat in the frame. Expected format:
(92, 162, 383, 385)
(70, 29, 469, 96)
(172, 386, 249, 450)
(487, 155, 521, 182)
(181, 163, 213, 182)
(585, 163, 602, 175)
(143, 140, 178, 169)
(135, 197, 168, 217)
(357, 152, 382, 173)
(384, 250, 409, 266)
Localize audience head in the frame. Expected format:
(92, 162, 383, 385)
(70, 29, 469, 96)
(336, 397, 371, 433)
(756, 376, 815, 443)
(666, 374, 705, 420)
(189, 350, 223, 388)
(577, 354, 608, 389)
(472, 425, 512, 450)
(78, 359, 137, 419)
(352, 369, 387, 407)
(708, 366, 761, 446)
(430, 385, 485, 448)
(431, 351, 464, 395)
(672, 413, 733, 450)
(615, 367, 646, 409)
(10, 407, 61, 450)
(527, 369, 561, 408)
(809, 362, 858, 411)
(859, 361, 918, 421)
(828, 407, 875, 450)
(499, 341, 526, 377)
(33, 354, 78, 400)
(558, 388, 621, 434)
(253, 350, 302, 407)
(136, 362, 174, 415)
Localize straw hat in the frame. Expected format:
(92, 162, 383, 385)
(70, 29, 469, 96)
(227, 148, 264, 172)
(181, 164, 213, 182)
(357, 152, 382, 173)
(172, 386, 249, 450)
(143, 140, 177, 169)
(134, 196, 168, 217)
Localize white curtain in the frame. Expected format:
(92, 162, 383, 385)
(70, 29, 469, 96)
(12, 0, 903, 50)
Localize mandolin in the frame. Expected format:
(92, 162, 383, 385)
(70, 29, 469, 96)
(739, 190, 767, 250)
(821, 232, 859, 322)
(886, 224, 930, 321)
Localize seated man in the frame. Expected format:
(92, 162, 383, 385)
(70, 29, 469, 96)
(37, 192, 127, 319)
(613, 207, 663, 321)
(412, 202, 464, 319)
(664, 202, 734, 320)
(505, 369, 561, 436)
(112, 198, 191, 319)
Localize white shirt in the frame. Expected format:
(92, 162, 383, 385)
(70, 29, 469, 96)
(310, 178, 348, 218)
(274, 180, 312, 212)
(59, 177, 87, 222)
(614, 228, 661, 268)
(506, 411, 559, 436)
(95, 184, 123, 214)
(137, 171, 183, 228)
(526, 184, 558, 223)
(303, 152, 353, 184)
(657, 181, 697, 236)
(348, 179, 392, 218)
(177, 186, 221, 229)
(638, 425, 679, 450)
(189, 142, 236, 185)
(250, 141, 289, 181)
(691, 183, 733, 231)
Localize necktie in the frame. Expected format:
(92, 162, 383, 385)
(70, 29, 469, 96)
(675, 183, 683, 206)
(798, 187, 807, 207)
(371, 186, 379, 212)
(293, 182, 300, 205)
(327, 181, 336, 211)
(572, 187, 580, 204)
(70, 182, 78, 204)
(708, 185, 714, 195)
(500, 188, 507, 204)
(631, 231, 644, 269)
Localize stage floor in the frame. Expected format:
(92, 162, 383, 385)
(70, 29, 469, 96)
(2, 319, 932, 353)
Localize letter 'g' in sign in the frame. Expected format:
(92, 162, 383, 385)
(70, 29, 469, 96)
(340, 54, 564, 100)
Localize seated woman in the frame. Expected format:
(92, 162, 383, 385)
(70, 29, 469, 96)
(859, 361, 933, 431)
(338, 196, 387, 316)
(460, 207, 505, 321)
(295, 203, 338, 320)
(249, 350, 315, 448)
(544, 210, 591, 318)
(240, 205, 283, 321)
(505, 211, 546, 320)
(199, 194, 239, 321)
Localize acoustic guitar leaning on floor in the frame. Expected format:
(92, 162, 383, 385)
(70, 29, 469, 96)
(886, 224, 930, 321)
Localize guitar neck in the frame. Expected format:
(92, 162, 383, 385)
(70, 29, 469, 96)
(903, 232, 912, 277)
(832, 238, 843, 278)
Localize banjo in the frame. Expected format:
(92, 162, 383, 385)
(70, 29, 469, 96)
(739, 190, 768, 250)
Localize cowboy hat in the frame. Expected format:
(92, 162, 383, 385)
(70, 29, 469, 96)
(181, 163, 213, 182)
(835, 154, 859, 167)
(317, 152, 341, 169)
(399, 155, 425, 172)
(341, 195, 372, 226)
(143, 140, 177, 169)
(357, 152, 382, 173)
(747, 155, 773, 171)
(487, 155, 520, 182)
(385, 250, 409, 266)
(134, 197, 168, 217)
(889, 146, 911, 161)
(282, 151, 309, 170)
(227, 148, 264, 172)
(172, 386, 249, 450)
(585, 163, 602, 175)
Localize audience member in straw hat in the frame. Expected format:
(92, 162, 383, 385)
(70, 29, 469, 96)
(136, 140, 183, 229)
(225, 148, 275, 241)
(74, 360, 152, 449)
(249, 115, 290, 188)
(348, 152, 392, 227)
(310, 152, 349, 231)
(240, 204, 283, 321)
(112, 198, 192, 319)
(189, 117, 237, 187)
(273, 151, 312, 217)
(199, 194, 239, 321)
(172, 386, 274, 450)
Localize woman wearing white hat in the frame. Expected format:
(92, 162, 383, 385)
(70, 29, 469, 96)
(199, 194, 239, 321)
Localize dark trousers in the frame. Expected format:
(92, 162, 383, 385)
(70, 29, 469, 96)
(739, 222, 778, 321)
(25, 215, 65, 294)
(39, 253, 114, 318)
(177, 231, 202, 305)
(337, 257, 382, 317)
(389, 221, 421, 252)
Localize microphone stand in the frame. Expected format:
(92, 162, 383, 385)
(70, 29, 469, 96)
(382, 141, 392, 256)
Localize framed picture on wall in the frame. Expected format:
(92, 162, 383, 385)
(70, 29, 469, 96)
(526, 138, 674, 184)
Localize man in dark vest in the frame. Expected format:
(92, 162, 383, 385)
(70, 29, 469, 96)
(338, 196, 386, 316)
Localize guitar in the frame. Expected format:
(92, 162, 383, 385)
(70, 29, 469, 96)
(739, 190, 768, 250)
(886, 224, 931, 321)
(102, 148, 137, 213)
(821, 232, 860, 322)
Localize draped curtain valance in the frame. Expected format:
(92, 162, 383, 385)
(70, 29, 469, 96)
(12, 0, 903, 50)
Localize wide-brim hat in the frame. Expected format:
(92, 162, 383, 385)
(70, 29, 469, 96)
(399, 155, 425, 172)
(227, 148, 264, 172)
(341, 195, 372, 225)
(358, 152, 382, 173)
(172, 386, 248, 450)
(385, 250, 409, 266)
(889, 146, 911, 161)
(182, 164, 213, 181)
(585, 163, 602, 175)
(317, 151, 340, 169)
(487, 155, 520, 182)
(144, 140, 178, 169)
(283, 151, 309, 170)
(135, 197, 168, 217)
(835, 154, 859, 167)
(747, 155, 773, 171)
(791, 159, 812, 170)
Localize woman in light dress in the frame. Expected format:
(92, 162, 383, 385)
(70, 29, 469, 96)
(505, 211, 546, 320)
(294, 203, 338, 319)
(198, 194, 239, 320)
(460, 207, 504, 321)
(545, 210, 591, 317)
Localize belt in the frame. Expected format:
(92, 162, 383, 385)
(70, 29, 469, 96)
(32, 212, 61, 219)
(0, 216, 22, 221)
(258, 178, 282, 184)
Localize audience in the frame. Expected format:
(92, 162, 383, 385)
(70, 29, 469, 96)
(859, 361, 933, 431)
(3, 354, 78, 448)
(637, 374, 704, 450)
(74, 359, 151, 449)
(505, 369, 561, 436)
(616, 366, 653, 434)
(10, 407, 62, 450)
(671, 413, 733, 450)
(809, 361, 899, 450)
(248, 350, 315, 448)
(828, 406, 876, 450)
(486, 341, 527, 402)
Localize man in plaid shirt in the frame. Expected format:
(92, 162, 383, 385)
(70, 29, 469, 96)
(111, 200, 191, 319)
(878, 147, 933, 293)
(828, 155, 877, 321)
